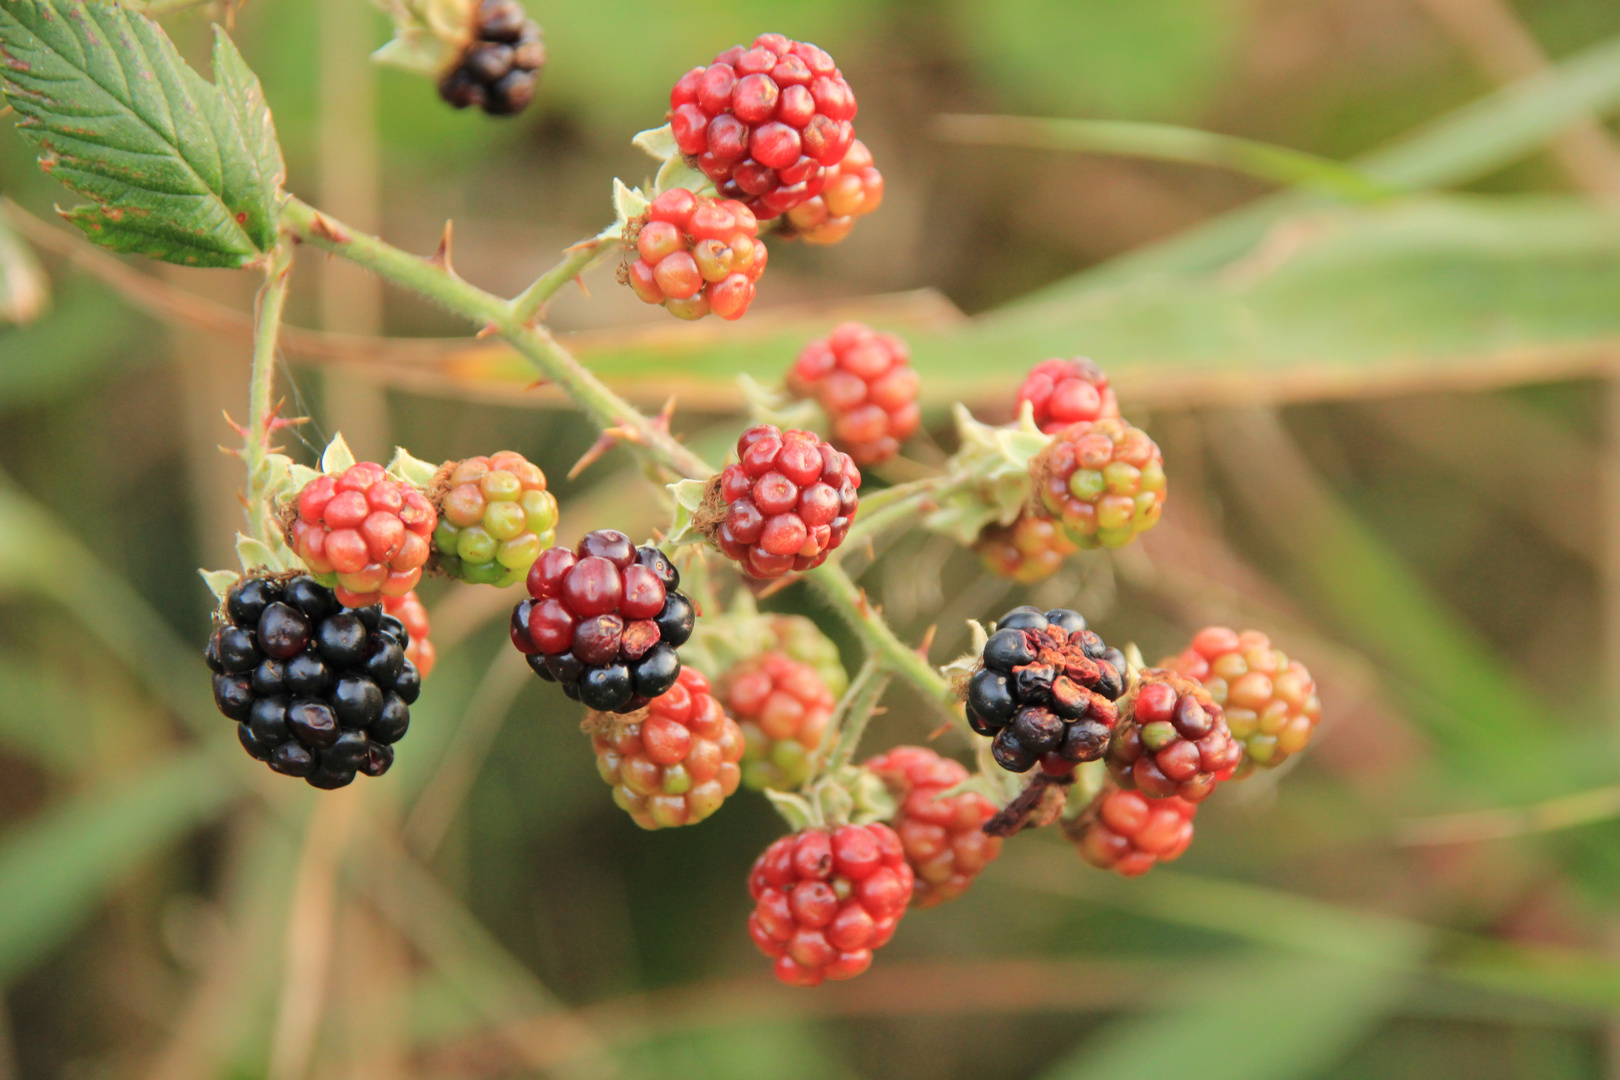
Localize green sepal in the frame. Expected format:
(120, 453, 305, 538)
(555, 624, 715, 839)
(662, 477, 708, 549)
(632, 124, 679, 162)
(234, 533, 285, 574)
(922, 403, 1052, 544)
(319, 433, 356, 475)
(739, 373, 820, 433)
(611, 178, 651, 232)
(763, 789, 819, 832)
(198, 567, 240, 603)
(386, 446, 442, 488)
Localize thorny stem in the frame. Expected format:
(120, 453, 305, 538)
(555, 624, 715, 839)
(510, 229, 622, 324)
(277, 195, 962, 719)
(840, 474, 960, 551)
(824, 659, 892, 776)
(244, 242, 293, 547)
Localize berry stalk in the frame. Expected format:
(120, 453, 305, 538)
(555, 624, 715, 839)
(244, 241, 294, 548)
(817, 658, 889, 777)
(510, 226, 621, 323)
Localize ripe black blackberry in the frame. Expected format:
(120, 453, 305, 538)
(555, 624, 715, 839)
(206, 574, 420, 789)
(964, 606, 1127, 776)
(438, 0, 546, 117)
(510, 531, 697, 714)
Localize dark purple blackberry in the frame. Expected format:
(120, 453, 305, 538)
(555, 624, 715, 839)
(512, 534, 698, 714)
(438, 0, 545, 117)
(963, 607, 1124, 778)
(207, 574, 420, 789)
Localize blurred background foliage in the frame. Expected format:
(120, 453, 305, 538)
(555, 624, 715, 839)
(6, 0, 1620, 1078)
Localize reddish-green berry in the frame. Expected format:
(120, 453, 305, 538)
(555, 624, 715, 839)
(966, 607, 1125, 777)
(787, 322, 920, 466)
(1072, 787, 1197, 877)
(624, 189, 767, 321)
(590, 666, 744, 829)
(865, 746, 1001, 908)
(725, 650, 836, 790)
(512, 531, 694, 713)
(1162, 627, 1321, 769)
(763, 614, 848, 697)
(781, 138, 883, 244)
(747, 823, 913, 986)
(704, 425, 861, 579)
(382, 590, 436, 678)
(669, 33, 857, 220)
(1107, 669, 1242, 803)
(430, 451, 557, 587)
(1034, 418, 1166, 549)
(438, 0, 545, 116)
(975, 511, 1078, 584)
(288, 463, 436, 608)
(1016, 358, 1120, 434)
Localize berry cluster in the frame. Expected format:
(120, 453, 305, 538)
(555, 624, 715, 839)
(705, 425, 861, 579)
(1163, 627, 1321, 769)
(430, 452, 558, 587)
(726, 650, 836, 791)
(207, 575, 418, 788)
(288, 463, 436, 608)
(1072, 788, 1197, 877)
(510, 531, 695, 713)
(966, 607, 1125, 776)
(625, 189, 767, 321)
(670, 33, 857, 220)
(763, 613, 849, 698)
(1016, 358, 1120, 434)
(866, 746, 1001, 908)
(438, 0, 545, 117)
(975, 511, 1078, 584)
(589, 667, 744, 829)
(781, 139, 883, 244)
(786, 322, 921, 467)
(1106, 670, 1242, 802)
(382, 590, 436, 678)
(748, 823, 913, 986)
(1035, 418, 1166, 550)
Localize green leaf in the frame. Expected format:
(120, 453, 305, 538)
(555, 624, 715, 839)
(0, 751, 241, 984)
(0, 0, 284, 267)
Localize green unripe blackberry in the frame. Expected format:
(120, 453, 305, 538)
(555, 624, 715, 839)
(429, 452, 558, 587)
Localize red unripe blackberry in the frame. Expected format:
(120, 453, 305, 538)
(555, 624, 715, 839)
(430, 452, 558, 587)
(701, 425, 860, 579)
(1106, 669, 1242, 803)
(1016, 358, 1121, 435)
(669, 33, 857, 220)
(1162, 627, 1322, 769)
(781, 139, 883, 244)
(1072, 787, 1197, 877)
(975, 512, 1078, 584)
(438, 0, 546, 116)
(1033, 418, 1166, 550)
(207, 573, 419, 788)
(381, 590, 435, 678)
(787, 322, 921, 466)
(512, 531, 694, 713)
(589, 667, 744, 829)
(624, 189, 768, 321)
(287, 463, 436, 608)
(747, 822, 913, 986)
(725, 650, 836, 790)
(965, 607, 1126, 777)
(865, 746, 1001, 907)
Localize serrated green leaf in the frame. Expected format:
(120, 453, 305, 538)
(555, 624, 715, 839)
(0, 1, 284, 267)
(319, 432, 356, 474)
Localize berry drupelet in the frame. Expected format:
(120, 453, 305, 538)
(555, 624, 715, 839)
(1163, 626, 1321, 769)
(669, 33, 857, 220)
(510, 530, 695, 714)
(786, 322, 921, 467)
(1034, 418, 1166, 550)
(703, 425, 861, 579)
(725, 650, 837, 791)
(624, 189, 768, 321)
(438, 0, 545, 116)
(965, 606, 1126, 777)
(430, 451, 558, 587)
(382, 590, 436, 677)
(207, 574, 419, 788)
(287, 462, 436, 608)
(1016, 358, 1121, 434)
(748, 823, 913, 986)
(780, 138, 884, 244)
(865, 746, 1001, 907)
(1106, 669, 1243, 803)
(1071, 787, 1197, 877)
(589, 667, 744, 829)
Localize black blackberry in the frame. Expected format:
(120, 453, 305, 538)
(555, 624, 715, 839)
(207, 573, 419, 788)
(438, 0, 546, 117)
(964, 606, 1125, 776)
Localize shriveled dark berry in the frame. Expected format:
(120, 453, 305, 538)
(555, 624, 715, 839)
(465, 42, 514, 82)
(1060, 719, 1111, 762)
(991, 729, 1037, 772)
(361, 744, 395, 777)
(271, 741, 316, 777)
(486, 70, 536, 115)
(287, 700, 339, 749)
(1012, 706, 1064, 754)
